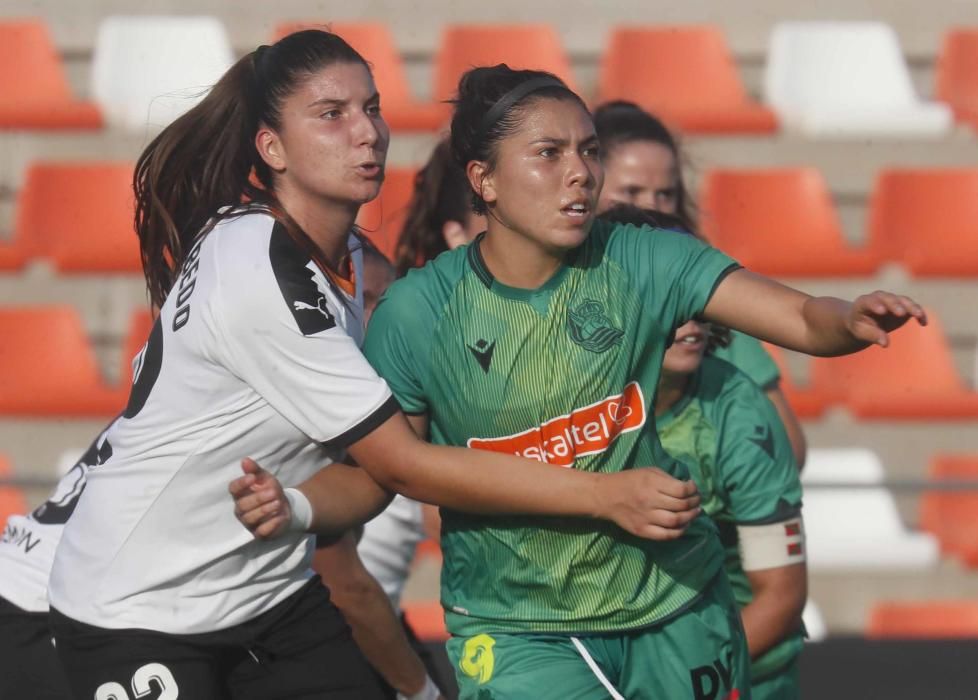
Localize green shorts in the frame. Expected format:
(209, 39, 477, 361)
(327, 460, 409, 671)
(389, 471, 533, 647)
(447, 573, 750, 700)
(752, 657, 799, 700)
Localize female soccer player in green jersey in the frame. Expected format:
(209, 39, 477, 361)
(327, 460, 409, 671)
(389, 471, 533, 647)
(235, 65, 925, 699)
(594, 100, 808, 467)
(607, 204, 807, 699)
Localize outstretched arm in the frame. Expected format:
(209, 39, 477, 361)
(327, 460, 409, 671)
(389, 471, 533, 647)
(703, 270, 926, 357)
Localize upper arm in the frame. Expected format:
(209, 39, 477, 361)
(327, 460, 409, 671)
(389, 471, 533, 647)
(745, 561, 808, 604)
(215, 232, 396, 446)
(703, 269, 814, 352)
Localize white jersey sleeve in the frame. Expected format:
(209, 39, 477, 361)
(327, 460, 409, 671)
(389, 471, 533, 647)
(212, 221, 397, 446)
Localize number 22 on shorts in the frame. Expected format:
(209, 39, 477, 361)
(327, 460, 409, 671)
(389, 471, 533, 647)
(95, 663, 178, 700)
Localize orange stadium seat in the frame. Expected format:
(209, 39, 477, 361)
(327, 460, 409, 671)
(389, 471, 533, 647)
(12, 162, 140, 273)
(356, 167, 418, 262)
(700, 168, 882, 277)
(120, 308, 156, 387)
(0, 20, 102, 129)
(433, 24, 577, 108)
(808, 311, 978, 419)
(598, 26, 777, 134)
(0, 454, 29, 530)
(273, 22, 442, 131)
(402, 600, 449, 642)
(868, 601, 978, 638)
(0, 306, 122, 416)
(919, 454, 978, 567)
(869, 168, 978, 277)
(762, 344, 827, 419)
(936, 29, 978, 130)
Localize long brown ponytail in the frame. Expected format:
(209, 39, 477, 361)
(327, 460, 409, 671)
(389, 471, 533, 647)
(133, 30, 369, 308)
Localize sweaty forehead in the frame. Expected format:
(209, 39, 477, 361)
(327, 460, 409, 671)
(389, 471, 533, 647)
(509, 97, 595, 142)
(294, 61, 377, 105)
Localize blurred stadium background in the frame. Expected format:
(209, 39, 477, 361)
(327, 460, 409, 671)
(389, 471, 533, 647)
(2, 1, 978, 696)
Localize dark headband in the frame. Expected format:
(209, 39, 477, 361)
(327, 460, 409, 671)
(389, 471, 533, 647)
(476, 76, 566, 144)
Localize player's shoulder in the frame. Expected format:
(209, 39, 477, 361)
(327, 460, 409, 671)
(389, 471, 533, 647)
(590, 217, 698, 267)
(697, 356, 768, 409)
(373, 243, 469, 322)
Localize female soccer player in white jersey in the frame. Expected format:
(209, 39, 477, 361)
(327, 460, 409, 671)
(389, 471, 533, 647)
(46, 31, 704, 700)
(235, 65, 926, 699)
(593, 100, 808, 468)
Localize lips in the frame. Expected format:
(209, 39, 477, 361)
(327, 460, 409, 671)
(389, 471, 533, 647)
(560, 199, 592, 218)
(355, 161, 384, 179)
(674, 332, 706, 349)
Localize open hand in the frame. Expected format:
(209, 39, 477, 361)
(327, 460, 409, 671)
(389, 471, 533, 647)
(595, 467, 701, 540)
(847, 292, 927, 347)
(229, 458, 292, 539)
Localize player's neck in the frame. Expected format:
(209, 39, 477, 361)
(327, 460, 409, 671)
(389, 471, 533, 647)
(655, 372, 691, 417)
(275, 184, 359, 271)
(480, 223, 566, 290)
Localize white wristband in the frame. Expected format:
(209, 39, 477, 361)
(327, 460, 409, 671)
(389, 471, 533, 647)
(398, 674, 439, 700)
(283, 487, 313, 532)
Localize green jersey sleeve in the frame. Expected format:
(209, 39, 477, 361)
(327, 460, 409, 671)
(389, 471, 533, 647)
(363, 277, 433, 415)
(601, 220, 740, 331)
(712, 331, 781, 390)
(710, 360, 802, 524)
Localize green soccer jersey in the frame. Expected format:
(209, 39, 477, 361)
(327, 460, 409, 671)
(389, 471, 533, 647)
(657, 356, 805, 680)
(364, 219, 739, 636)
(712, 330, 781, 391)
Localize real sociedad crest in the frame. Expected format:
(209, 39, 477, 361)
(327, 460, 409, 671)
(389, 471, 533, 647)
(566, 298, 624, 353)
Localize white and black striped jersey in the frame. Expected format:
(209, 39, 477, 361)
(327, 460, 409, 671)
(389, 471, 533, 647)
(49, 209, 397, 634)
(0, 424, 114, 613)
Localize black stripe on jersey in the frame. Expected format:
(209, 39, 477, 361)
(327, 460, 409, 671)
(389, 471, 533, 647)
(322, 395, 400, 448)
(705, 262, 743, 310)
(269, 222, 337, 336)
(466, 233, 494, 289)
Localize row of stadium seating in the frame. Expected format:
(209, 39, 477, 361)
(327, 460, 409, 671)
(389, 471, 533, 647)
(2, 162, 977, 277)
(3, 18, 978, 136)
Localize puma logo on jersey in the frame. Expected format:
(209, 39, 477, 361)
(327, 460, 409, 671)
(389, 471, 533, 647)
(293, 297, 334, 320)
(468, 382, 646, 467)
(467, 338, 496, 373)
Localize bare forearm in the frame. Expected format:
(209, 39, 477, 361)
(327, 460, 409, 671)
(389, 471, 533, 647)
(740, 594, 804, 659)
(298, 463, 394, 534)
(333, 584, 427, 694)
(349, 414, 603, 517)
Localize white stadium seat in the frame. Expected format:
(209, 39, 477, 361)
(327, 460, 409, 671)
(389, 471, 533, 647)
(802, 448, 939, 570)
(764, 22, 952, 138)
(91, 16, 234, 132)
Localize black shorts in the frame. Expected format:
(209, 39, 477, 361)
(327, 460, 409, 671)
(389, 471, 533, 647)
(0, 595, 72, 699)
(50, 577, 387, 700)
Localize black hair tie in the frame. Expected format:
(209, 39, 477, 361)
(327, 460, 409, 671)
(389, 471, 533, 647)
(476, 76, 565, 145)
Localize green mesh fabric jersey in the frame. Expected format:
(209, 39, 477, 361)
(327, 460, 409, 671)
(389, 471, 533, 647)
(364, 219, 740, 636)
(712, 330, 781, 390)
(657, 356, 804, 679)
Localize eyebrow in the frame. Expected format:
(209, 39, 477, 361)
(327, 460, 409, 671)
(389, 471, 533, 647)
(306, 91, 380, 109)
(528, 134, 599, 147)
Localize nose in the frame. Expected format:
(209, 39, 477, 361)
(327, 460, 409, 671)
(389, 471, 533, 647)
(566, 151, 600, 190)
(353, 109, 388, 151)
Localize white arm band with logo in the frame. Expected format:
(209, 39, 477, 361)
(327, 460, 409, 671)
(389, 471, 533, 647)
(737, 515, 806, 571)
(284, 487, 314, 533)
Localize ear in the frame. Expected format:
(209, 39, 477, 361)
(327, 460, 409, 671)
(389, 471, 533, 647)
(442, 220, 468, 250)
(465, 160, 497, 209)
(255, 126, 286, 172)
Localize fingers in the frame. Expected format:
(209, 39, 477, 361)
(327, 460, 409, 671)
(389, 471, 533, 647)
(643, 469, 699, 500)
(255, 514, 289, 539)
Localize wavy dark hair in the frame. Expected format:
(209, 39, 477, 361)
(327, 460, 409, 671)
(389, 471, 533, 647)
(133, 29, 369, 307)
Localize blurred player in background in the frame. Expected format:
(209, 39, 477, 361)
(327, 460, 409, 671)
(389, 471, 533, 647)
(604, 204, 807, 699)
(0, 424, 114, 700)
(594, 100, 808, 467)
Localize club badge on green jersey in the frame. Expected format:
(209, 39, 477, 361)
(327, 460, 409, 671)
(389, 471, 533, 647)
(566, 299, 624, 353)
